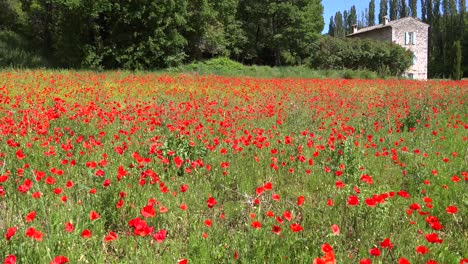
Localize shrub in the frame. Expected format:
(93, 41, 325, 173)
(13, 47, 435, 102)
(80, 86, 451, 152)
(309, 36, 413, 76)
(0, 30, 45, 68)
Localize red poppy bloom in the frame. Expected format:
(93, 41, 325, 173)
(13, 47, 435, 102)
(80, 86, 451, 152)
(347, 195, 359, 206)
(416, 245, 429, 255)
(251, 221, 262, 229)
(141, 205, 156, 218)
(272, 193, 281, 201)
(369, 247, 381, 256)
(272, 225, 282, 235)
(290, 223, 303, 232)
(65, 222, 74, 233)
(81, 229, 92, 239)
(25, 211, 36, 222)
(5, 226, 17, 241)
(4, 255, 16, 264)
(283, 211, 292, 221)
(398, 258, 410, 264)
(153, 229, 167, 243)
(89, 211, 100, 221)
(104, 231, 118, 242)
(380, 238, 393, 249)
(331, 224, 340, 235)
(206, 197, 217, 208)
(50, 256, 69, 264)
(297, 195, 305, 206)
(445, 205, 458, 214)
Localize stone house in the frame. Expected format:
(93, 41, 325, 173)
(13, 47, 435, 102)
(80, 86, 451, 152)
(347, 16, 430, 80)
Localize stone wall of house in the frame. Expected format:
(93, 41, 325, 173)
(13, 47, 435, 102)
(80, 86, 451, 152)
(391, 19, 429, 80)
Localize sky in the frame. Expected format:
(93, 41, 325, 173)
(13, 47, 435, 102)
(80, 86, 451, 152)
(321, 0, 422, 33)
(322, 0, 370, 33)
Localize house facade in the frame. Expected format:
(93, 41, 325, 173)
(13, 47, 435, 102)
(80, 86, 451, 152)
(347, 17, 430, 80)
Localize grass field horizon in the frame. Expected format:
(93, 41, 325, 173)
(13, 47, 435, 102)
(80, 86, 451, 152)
(0, 70, 466, 263)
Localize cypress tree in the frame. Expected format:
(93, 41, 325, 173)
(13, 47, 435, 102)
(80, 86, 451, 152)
(328, 16, 335, 36)
(390, 0, 398, 20)
(400, 0, 408, 18)
(410, 0, 418, 17)
(369, 0, 376, 26)
(452, 40, 462, 80)
(379, 0, 388, 23)
(421, 0, 427, 21)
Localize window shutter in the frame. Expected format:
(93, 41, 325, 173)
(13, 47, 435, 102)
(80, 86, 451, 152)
(412, 33, 417, 45)
(405, 32, 409, 45)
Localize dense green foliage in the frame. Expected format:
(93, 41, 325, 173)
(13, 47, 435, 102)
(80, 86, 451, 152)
(329, 0, 467, 78)
(170, 57, 380, 79)
(310, 36, 413, 76)
(0, 0, 324, 70)
(0, 30, 45, 68)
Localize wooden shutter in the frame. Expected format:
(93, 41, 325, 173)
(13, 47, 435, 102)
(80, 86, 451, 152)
(412, 33, 417, 45)
(405, 32, 409, 45)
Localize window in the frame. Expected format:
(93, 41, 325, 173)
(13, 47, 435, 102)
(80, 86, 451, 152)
(405, 32, 417, 45)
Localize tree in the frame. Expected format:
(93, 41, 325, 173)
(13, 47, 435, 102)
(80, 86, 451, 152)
(399, 0, 408, 18)
(369, 0, 376, 26)
(237, 0, 323, 66)
(390, 0, 398, 20)
(347, 5, 357, 34)
(328, 16, 335, 36)
(379, 0, 388, 23)
(334, 11, 345, 38)
(410, 0, 418, 17)
(421, 0, 427, 21)
(452, 40, 462, 79)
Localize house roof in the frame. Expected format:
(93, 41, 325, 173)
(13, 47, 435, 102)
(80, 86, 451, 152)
(346, 17, 429, 37)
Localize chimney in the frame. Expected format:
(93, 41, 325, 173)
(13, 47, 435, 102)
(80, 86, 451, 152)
(383, 16, 389, 25)
(352, 24, 358, 34)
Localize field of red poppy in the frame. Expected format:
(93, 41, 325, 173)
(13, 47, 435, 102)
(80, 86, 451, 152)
(0, 71, 467, 264)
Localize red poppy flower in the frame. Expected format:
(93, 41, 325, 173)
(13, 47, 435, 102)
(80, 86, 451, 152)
(81, 229, 91, 239)
(180, 184, 188, 193)
(104, 231, 118, 242)
(251, 221, 262, 229)
(380, 238, 393, 249)
(445, 205, 458, 214)
(4, 255, 16, 264)
(16, 149, 25, 159)
(297, 195, 305, 206)
(5, 226, 17, 241)
(50, 256, 69, 264)
(25, 211, 37, 222)
(153, 229, 167, 243)
(65, 222, 74, 233)
(272, 225, 282, 235)
(416, 245, 429, 255)
(425, 233, 443, 243)
(331, 224, 340, 235)
(290, 223, 303, 232)
(272, 193, 280, 201)
(360, 259, 372, 264)
(369, 247, 381, 256)
(89, 211, 100, 221)
(206, 197, 217, 208)
(140, 205, 156, 218)
(347, 195, 359, 206)
(398, 258, 410, 264)
(283, 211, 292, 221)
